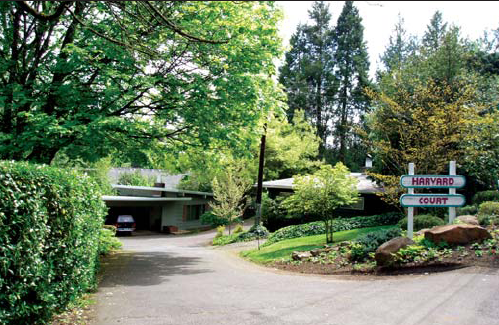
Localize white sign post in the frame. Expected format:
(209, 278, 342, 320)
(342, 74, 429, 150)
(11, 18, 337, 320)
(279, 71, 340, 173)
(449, 161, 457, 224)
(407, 163, 414, 239)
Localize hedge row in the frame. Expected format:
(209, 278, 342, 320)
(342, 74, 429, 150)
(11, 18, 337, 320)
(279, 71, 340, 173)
(0, 161, 107, 324)
(262, 212, 404, 247)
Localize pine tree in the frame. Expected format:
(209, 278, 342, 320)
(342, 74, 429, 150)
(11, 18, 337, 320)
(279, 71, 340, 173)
(333, 1, 371, 165)
(422, 11, 448, 52)
(279, 1, 337, 159)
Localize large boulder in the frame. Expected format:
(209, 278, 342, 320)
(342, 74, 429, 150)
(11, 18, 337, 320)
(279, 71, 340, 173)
(375, 237, 415, 266)
(456, 215, 479, 226)
(424, 224, 491, 245)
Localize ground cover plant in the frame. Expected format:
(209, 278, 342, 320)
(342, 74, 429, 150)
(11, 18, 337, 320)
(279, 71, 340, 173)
(212, 225, 269, 246)
(0, 161, 107, 324)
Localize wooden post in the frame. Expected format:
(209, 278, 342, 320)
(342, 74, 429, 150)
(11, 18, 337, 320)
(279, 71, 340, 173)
(408, 163, 415, 239)
(449, 161, 456, 224)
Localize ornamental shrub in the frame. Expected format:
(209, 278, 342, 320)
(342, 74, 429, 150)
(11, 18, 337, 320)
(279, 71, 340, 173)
(477, 201, 499, 217)
(212, 224, 269, 246)
(350, 227, 402, 261)
(397, 214, 445, 231)
(0, 161, 107, 324)
(472, 191, 499, 206)
(263, 212, 404, 247)
(456, 205, 478, 216)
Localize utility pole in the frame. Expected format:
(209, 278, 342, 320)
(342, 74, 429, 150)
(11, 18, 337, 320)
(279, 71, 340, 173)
(255, 124, 267, 250)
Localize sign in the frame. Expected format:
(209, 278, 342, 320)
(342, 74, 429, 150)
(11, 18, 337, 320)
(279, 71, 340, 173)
(400, 175, 465, 188)
(400, 194, 466, 207)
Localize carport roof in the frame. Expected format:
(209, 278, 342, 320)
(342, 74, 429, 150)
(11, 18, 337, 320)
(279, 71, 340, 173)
(102, 195, 193, 202)
(111, 185, 213, 197)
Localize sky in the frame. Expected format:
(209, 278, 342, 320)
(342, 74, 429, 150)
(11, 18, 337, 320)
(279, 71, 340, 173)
(277, 1, 499, 77)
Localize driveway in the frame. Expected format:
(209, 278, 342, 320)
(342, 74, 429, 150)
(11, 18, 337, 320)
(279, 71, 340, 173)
(92, 230, 499, 325)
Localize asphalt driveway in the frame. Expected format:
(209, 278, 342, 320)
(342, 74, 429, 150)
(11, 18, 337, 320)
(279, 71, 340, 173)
(92, 230, 499, 325)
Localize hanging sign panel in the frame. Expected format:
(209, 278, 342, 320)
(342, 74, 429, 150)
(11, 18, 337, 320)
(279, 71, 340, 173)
(400, 194, 466, 207)
(400, 175, 466, 189)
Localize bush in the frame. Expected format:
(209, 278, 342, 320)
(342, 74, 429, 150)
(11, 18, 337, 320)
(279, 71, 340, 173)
(478, 214, 499, 226)
(233, 224, 244, 234)
(98, 228, 123, 255)
(473, 191, 499, 206)
(0, 161, 107, 324)
(215, 226, 225, 238)
(263, 212, 404, 247)
(200, 211, 228, 227)
(117, 171, 155, 187)
(350, 227, 402, 261)
(212, 224, 269, 246)
(398, 214, 445, 231)
(457, 205, 478, 216)
(477, 201, 499, 216)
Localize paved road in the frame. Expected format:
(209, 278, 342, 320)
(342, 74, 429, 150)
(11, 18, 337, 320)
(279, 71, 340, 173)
(92, 230, 499, 325)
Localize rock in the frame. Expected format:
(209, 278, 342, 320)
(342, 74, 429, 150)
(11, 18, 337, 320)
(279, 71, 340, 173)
(292, 251, 312, 261)
(456, 215, 479, 226)
(416, 228, 431, 236)
(310, 249, 322, 257)
(424, 224, 491, 245)
(375, 237, 415, 266)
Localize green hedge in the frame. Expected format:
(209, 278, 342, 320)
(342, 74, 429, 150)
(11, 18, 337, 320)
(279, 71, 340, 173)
(398, 214, 445, 231)
(262, 212, 404, 247)
(0, 161, 107, 324)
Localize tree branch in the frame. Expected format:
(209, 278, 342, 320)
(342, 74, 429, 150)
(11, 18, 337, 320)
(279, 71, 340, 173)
(16, 1, 69, 22)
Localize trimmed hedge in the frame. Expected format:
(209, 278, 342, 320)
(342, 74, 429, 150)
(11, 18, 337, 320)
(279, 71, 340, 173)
(262, 212, 404, 247)
(398, 214, 445, 231)
(0, 161, 107, 324)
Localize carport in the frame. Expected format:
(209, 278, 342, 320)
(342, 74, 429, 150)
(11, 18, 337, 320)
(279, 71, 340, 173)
(103, 196, 192, 232)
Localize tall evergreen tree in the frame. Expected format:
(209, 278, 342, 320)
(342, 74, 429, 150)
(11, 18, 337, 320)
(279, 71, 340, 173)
(279, 1, 336, 158)
(422, 11, 448, 52)
(333, 1, 371, 165)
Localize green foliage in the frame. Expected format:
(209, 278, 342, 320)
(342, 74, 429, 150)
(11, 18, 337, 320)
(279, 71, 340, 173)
(263, 212, 404, 247)
(350, 227, 402, 261)
(398, 214, 445, 231)
(456, 205, 478, 216)
(0, 161, 107, 324)
(477, 201, 499, 226)
(200, 211, 228, 228)
(0, 1, 283, 164)
(98, 228, 123, 255)
(215, 226, 225, 239)
(283, 163, 359, 243)
(233, 224, 244, 234)
(117, 171, 155, 187)
(212, 224, 269, 246)
(473, 191, 499, 206)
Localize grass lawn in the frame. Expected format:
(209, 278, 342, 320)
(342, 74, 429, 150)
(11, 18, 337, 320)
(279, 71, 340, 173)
(241, 225, 397, 263)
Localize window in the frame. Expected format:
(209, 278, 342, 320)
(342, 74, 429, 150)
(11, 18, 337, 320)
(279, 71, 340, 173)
(183, 204, 206, 221)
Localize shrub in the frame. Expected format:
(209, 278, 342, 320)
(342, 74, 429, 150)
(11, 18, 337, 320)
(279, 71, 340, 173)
(398, 214, 445, 231)
(263, 212, 404, 247)
(350, 227, 402, 261)
(98, 228, 123, 255)
(233, 224, 244, 234)
(215, 226, 225, 238)
(212, 224, 269, 246)
(0, 161, 107, 324)
(117, 171, 155, 187)
(201, 211, 228, 227)
(478, 214, 499, 226)
(477, 201, 499, 216)
(473, 191, 499, 206)
(457, 205, 478, 216)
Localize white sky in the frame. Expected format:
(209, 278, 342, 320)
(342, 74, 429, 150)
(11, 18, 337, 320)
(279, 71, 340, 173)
(277, 1, 499, 77)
